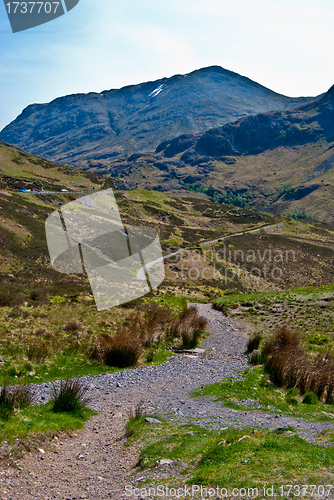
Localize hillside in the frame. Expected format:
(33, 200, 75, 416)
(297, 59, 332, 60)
(2, 141, 334, 305)
(115, 85, 334, 222)
(0, 66, 319, 167)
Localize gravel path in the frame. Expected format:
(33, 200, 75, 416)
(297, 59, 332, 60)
(1, 304, 333, 499)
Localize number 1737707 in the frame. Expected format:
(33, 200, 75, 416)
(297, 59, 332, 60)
(5, 2, 60, 14)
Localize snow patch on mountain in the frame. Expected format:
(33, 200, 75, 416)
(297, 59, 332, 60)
(149, 84, 165, 98)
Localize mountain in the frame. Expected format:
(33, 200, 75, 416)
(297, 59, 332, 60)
(0, 66, 319, 167)
(150, 85, 334, 222)
(158, 84, 334, 158)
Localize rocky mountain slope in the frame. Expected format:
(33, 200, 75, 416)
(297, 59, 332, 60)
(121, 85, 334, 222)
(158, 84, 334, 157)
(0, 66, 319, 165)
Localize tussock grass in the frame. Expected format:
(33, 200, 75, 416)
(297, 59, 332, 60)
(263, 327, 334, 403)
(172, 305, 207, 349)
(0, 384, 33, 420)
(50, 379, 90, 414)
(98, 331, 143, 368)
(93, 301, 208, 367)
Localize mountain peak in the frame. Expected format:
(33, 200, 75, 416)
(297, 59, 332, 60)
(0, 67, 321, 167)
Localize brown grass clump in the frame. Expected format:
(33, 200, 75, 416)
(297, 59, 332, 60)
(92, 302, 207, 367)
(63, 321, 82, 332)
(262, 326, 334, 403)
(99, 331, 143, 368)
(27, 341, 49, 364)
(173, 305, 207, 349)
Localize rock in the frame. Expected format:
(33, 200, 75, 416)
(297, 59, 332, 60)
(145, 417, 162, 424)
(178, 348, 205, 355)
(156, 459, 173, 466)
(237, 435, 252, 442)
(274, 426, 288, 432)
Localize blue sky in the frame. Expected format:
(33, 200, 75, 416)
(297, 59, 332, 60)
(0, 0, 334, 131)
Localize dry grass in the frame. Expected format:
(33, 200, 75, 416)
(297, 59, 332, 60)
(262, 326, 334, 403)
(92, 302, 207, 366)
(99, 330, 143, 368)
(172, 305, 208, 349)
(0, 384, 33, 420)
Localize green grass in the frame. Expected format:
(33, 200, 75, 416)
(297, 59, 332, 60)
(190, 366, 334, 420)
(213, 285, 334, 353)
(126, 417, 334, 492)
(0, 295, 201, 385)
(1, 354, 121, 386)
(0, 401, 95, 454)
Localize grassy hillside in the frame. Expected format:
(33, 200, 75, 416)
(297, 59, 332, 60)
(108, 141, 334, 222)
(1, 141, 334, 380)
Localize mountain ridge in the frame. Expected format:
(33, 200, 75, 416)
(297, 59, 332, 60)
(0, 65, 321, 166)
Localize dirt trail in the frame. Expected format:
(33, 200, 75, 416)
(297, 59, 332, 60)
(1, 304, 333, 499)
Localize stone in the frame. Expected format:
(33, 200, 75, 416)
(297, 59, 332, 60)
(237, 435, 252, 442)
(157, 459, 173, 466)
(145, 417, 161, 424)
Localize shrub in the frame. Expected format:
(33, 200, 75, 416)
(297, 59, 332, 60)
(174, 305, 207, 349)
(27, 341, 49, 364)
(246, 333, 262, 353)
(50, 379, 90, 413)
(302, 392, 318, 405)
(64, 321, 82, 332)
(100, 331, 142, 368)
